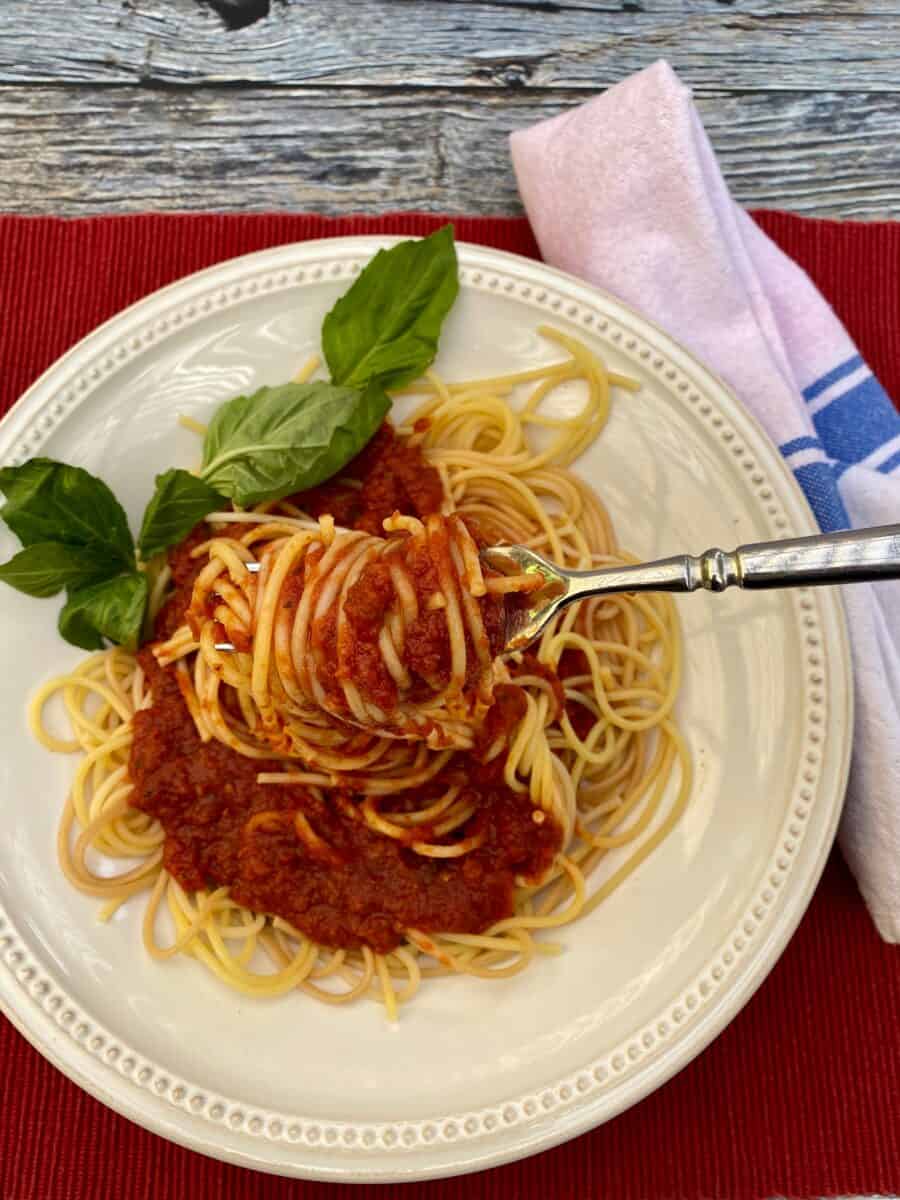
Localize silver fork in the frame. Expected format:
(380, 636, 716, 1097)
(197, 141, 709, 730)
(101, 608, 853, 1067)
(215, 525, 900, 654)
(482, 524, 900, 652)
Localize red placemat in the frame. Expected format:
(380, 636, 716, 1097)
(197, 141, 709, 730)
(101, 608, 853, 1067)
(1, 213, 898, 1200)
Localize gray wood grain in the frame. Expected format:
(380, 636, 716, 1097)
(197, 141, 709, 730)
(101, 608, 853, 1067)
(4, 84, 898, 218)
(1, 0, 899, 218)
(2, 0, 900, 92)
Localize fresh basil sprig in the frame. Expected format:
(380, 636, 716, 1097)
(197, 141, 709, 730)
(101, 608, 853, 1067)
(322, 224, 459, 390)
(138, 380, 389, 553)
(0, 458, 146, 650)
(0, 541, 124, 598)
(200, 379, 390, 507)
(138, 469, 226, 561)
(1, 227, 461, 650)
(0, 458, 134, 566)
(139, 226, 457, 553)
(58, 572, 149, 652)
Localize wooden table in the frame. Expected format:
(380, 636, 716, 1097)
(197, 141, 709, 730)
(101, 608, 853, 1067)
(1, 0, 898, 219)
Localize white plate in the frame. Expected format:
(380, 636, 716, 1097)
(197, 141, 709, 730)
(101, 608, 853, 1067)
(0, 239, 851, 1182)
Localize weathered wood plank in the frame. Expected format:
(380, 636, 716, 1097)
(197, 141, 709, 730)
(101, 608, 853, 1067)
(3, 85, 898, 218)
(1, 0, 899, 92)
(4, 0, 899, 218)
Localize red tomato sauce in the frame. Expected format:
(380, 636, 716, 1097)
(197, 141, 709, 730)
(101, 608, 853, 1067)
(153, 523, 211, 641)
(130, 650, 560, 953)
(133, 430, 564, 953)
(557, 648, 597, 739)
(291, 422, 445, 536)
(337, 521, 508, 710)
(512, 653, 565, 719)
(342, 561, 397, 710)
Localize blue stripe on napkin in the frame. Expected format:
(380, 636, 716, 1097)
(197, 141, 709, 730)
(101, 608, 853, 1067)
(781, 434, 823, 458)
(780, 434, 850, 532)
(791, 462, 851, 532)
(778, 355, 899, 534)
(877, 446, 900, 476)
(811, 375, 899, 464)
(802, 354, 864, 402)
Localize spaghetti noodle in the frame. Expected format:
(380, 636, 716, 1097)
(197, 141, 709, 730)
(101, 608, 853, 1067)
(172, 510, 537, 751)
(33, 326, 691, 1018)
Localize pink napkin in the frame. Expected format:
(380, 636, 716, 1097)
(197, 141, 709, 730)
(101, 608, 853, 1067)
(511, 61, 900, 941)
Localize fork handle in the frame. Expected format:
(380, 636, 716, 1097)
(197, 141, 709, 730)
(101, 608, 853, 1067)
(715, 524, 900, 590)
(567, 524, 900, 598)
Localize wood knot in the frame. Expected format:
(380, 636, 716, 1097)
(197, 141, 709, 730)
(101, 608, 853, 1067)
(200, 0, 271, 32)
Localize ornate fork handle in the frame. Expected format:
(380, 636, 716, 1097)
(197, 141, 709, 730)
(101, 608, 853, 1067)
(564, 524, 900, 601)
(495, 524, 900, 651)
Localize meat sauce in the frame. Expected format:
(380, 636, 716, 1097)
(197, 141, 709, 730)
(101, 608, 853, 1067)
(292, 423, 444, 536)
(338, 537, 507, 712)
(296, 423, 508, 713)
(129, 430, 563, 953)
(557, 648, 596, 740)
(153, 522, 212, 641)
(130, 651, 559, 953)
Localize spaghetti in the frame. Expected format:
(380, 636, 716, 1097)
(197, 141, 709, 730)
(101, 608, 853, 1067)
(34, 326, 691, 1019)
(172, 510, 536, 751)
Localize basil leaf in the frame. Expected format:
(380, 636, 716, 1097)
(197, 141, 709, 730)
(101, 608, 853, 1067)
(0, 542, 124, 598)
(200, 379, 390, 508)
(139, 469, 226, 560)
(58, 572, 149, 652)
(0, 458, 134, 567)
(322, 225, 459, 390)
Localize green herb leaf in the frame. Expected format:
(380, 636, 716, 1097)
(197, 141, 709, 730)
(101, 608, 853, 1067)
(200, 379, 390, 508)
(321, 225, 459, 390)
(58, 572, 149, 652)
(0, 542, 124, 598)
(0, 458, 146, 648)
(139, 469, 226, 561)
(0, 458, 134, 567)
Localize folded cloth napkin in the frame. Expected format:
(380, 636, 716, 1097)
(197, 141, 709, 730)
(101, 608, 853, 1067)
(511, 60, 900, 942)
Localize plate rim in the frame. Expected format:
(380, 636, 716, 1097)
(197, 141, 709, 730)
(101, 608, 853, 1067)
(0, 235, 853, 1182)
